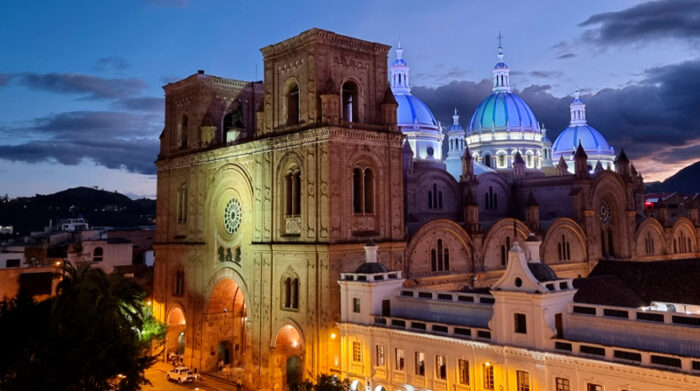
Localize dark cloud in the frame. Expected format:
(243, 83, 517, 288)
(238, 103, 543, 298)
(580, 0, 700, 45)
(413, 59, 700, 178)
(12, 72, 146, 100)
(0, 111, 161, 174)
(557, 53, 576, 59)
(112, 97, 164, 112)
(93, 57, 130, 72)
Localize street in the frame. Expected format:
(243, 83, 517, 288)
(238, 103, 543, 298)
(143, 362, 238, 391)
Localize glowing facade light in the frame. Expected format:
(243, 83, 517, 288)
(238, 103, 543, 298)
(330, 333, 337, 339)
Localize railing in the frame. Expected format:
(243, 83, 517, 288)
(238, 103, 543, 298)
(397, 288, 494, 305)
(553, 337, 700, 374)
(373, 315, 492, 342)
(568, 303, 700, 328)
(341, 271, 402, 281)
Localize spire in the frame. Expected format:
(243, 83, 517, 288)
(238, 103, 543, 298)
(493, 32, 511, 93)
(558, 155, 569, 175)
(390, 43, 410, 94)
(569, 89, 587, 126)
(453, 108, 459, 126)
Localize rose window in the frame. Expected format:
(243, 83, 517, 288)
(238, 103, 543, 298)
(224, 197, 242, 235)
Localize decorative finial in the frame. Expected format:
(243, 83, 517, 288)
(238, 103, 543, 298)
(454, 107, 458, 115)
(574, 89, 580, 100)
(452, 108, 459, 125)
(498, 31, 503, 49)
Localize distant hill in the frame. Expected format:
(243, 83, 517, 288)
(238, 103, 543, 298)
(0, 187, 155, 235)
(645, 161, 700, 193)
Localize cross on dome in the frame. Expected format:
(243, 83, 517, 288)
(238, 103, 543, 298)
(493, 33, 511, 92)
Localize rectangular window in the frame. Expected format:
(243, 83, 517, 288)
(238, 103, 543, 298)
(376, 345, 385, 366)
(516, 370, 529, 391)
(514, 313, 527, 334)
(555, 378, 570, 391)
(395, 348, 405, 371)
(435, 355, 446, 380)
(6, 259, 20, 268)
(415, 352, 425, 376)
(352, 341, 361, 362)
(483, 363, 494, 390)
(353, 297, 361, 313)
(458, 359, 469, 385)
(587, 384, 602, 391)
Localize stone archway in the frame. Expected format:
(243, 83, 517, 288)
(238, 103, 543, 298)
(166, 306, 186, 357)
(272, 323, 304, 390)
(204, 277, 248, 372)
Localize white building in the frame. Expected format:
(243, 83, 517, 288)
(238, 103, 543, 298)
(339, 238, 700, 391)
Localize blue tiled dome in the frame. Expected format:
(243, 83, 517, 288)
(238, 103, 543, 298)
(552, 124, 614, 155)
(392, 58, 408, 67)
(468, 92, 539, 134)
(395, 93, 439, 128)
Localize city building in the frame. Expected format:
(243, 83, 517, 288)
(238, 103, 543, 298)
(152, 28, 700, 390)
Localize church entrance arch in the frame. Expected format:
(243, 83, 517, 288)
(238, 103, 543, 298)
(205, 277, 248, 372)
(272, 323, 304, 389)
(166, 307, 186, 357)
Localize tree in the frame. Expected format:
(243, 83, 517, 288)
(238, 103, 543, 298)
(292, 374, 351, 391)
(0, 263, 165, 391)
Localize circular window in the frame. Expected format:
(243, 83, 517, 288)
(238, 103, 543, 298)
(426, 147, 434, 157)
(514, 277, 522, 287)
(223, 197, 242, 235)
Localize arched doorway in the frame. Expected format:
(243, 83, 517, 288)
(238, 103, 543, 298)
(273, 324, 304, 389)
(205, 278, 248, 372)
(166, 307, 186, 358)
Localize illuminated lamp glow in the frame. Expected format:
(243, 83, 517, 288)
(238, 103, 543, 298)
(484, 361, 492, 366)
(292, 340, 298, 348)
(330, 333, 337, 339)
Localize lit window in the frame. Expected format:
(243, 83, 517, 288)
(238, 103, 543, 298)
(352, 341, 362, 362)
(376, 345, 385, 366)
(514, 313, 527, 334)
(556, 378, 570, 391)
(516, 370, 530, 391)
(395, 348, 405, 371)
(435, 355, 446, 380)
(587, 384, 602, 391)
(415, 352, 425, 376)
(483, 363, 494, 390)
(458, 359, 469, 385)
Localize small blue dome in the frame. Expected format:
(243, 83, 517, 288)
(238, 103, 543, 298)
(392, 58, 408, 67)
(552, 124, 614, 155)
(468, 92, 539, 134)
(494, 61, 508, 69)
(395, 93, 439, 128)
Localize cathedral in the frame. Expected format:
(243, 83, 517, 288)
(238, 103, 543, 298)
(152, 28, 700, 390)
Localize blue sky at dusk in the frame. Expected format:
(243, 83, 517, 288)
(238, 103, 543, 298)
(1, 0, 699, 197)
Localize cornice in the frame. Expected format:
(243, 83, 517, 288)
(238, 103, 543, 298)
(260, 28, 390, 58)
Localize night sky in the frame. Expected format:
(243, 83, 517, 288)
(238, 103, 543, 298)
(1, 0, 698, 198)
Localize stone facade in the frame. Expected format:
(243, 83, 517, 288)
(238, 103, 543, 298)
(153, 28, 700, 390)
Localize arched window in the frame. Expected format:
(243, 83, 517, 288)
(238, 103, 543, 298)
(179, 114, 189, 149)
(430, 239, 450, 272)
(283, 276, 299, 310)
(645, 231, 655, 255)
(287, 82, 300, 125)
(352, 167, 374, 214)
(428, 183, 443, 210)
(177, 183, 188, 223)
(485, 186, 498, 211)
(285, 169, 301, 217)
(174, 270, 184, 296)
(500, 236, 511, 266)
(558, 235, 570, 261)
(342, 81, 359, 122)
(484, 154, 492, 168)
(93, 247, 103, 262)
(498, 154, 506, 168)
(364, 169, 374, 213)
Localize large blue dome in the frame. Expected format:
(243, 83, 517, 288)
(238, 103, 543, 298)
(468, 92, 539, 134)
(552, 124, 613, 155)
(395, 93, 439, 128)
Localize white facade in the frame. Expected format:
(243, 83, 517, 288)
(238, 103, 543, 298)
(339, 239, 700, 391)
